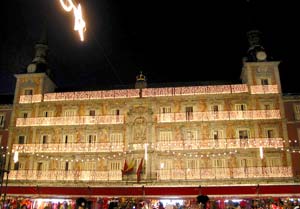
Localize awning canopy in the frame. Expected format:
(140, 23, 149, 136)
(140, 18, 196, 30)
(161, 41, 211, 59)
(5, 185, 300, 198)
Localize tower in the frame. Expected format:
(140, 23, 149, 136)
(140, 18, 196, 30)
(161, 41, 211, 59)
(240, 30, 282, 93)
(13, 26, 56, 104)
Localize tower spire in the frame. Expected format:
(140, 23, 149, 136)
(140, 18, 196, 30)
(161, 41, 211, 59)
(27, 22, 49, 74)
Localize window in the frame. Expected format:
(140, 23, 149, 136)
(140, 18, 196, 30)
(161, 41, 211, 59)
(264, 104, 271, 110)
(185, 130, 198, 143)
(89, 110, 96, 116)
(159, 131, 172, 143)
(239, 130, 249, 139)
(43, 111, 53, 117)
(185, 106, 193, 120)
(261, 79, 269, 85)
(87, 134, 97, 143)
(110, 133, 123, 145)
(160, 106, 171, 122)
(110, 161, 121, 171)
(37, 162, 43, 171)
(212, 130, 223, 140)
(23, 112, 28, 118)
(63, 134, 73, 144)
(235, 104, 247, 111)
(65, 162, 69, 171)
(0, 114, 5, 128)
(41, 135, 49, 144)
(160, 107, 171, 114)
(111, 109, 120, 115)
(266, 158, 281, 167)
(266, 129, 275, 138)
(211, 105, 219, 112)
(294, 104, 300, 120)
(111, 109, 121, 122)
(63, 109, 76, 117)
(187, 160, 199, 170)
(160, 160, 172, 170)
(18, 136, 26, 144)
(14, 162, 20, 170)
(84, 162, 96, 171)
(239, 158, 253, 167)
(212, 159, 226, 168)
(24, 89, 33, 95)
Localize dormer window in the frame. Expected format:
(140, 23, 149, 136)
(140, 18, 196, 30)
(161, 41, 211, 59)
(260, 79, 269, 85)
(23, 112, 28, 118)
(24, 89, 33, 95)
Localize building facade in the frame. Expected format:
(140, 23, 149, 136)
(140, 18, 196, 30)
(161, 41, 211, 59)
(0, 95, 13, 201)
(3, 31, 300, 207)
(283, 94, 300, 178)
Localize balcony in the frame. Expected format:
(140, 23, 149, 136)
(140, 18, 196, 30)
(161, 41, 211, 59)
(157, 110, 281, 123)
(13, 142, 124, 153)
(19, 94, 42, 103)
(157, 166, 292, 180)
(7, 166, 291, 182)
(155, 138, 284, 150)
(8, 170, 122, 181)
(16, 115, 124, 127)
(250, 85, 279, 94)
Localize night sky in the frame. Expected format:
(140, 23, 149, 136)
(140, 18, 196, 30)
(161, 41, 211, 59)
(0, 0, 299, 94)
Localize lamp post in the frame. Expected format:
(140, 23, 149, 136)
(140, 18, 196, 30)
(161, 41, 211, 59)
(0, 146, 11, 205)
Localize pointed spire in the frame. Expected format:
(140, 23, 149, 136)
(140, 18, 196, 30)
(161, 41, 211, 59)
(245, 30, 267, 62)
(27, 22, 49, 73)
(37, 19, 48, 45)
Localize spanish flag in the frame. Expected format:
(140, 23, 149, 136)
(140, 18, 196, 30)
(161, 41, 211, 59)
(137, 158, 144, 183)
(122, 159, 135, 175)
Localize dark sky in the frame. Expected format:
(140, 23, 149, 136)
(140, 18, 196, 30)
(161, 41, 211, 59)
(0, 0, 299, 94)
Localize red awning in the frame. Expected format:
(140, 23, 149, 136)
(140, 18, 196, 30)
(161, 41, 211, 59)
(5, 185, 300, 198)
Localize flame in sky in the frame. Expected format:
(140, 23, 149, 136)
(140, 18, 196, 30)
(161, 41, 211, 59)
(60, 0, 86, 41)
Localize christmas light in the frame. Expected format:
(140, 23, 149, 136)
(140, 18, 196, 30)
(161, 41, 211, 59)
(59, 0, 86, 41)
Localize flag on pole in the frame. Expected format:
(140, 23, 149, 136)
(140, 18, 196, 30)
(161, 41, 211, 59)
(137, 158, 144, 183)
(121, 159, 128, 176)
(122, 159, 135, 175)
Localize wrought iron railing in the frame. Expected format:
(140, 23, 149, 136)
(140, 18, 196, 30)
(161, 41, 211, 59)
(16, 115, 124, 126)
(8, 170, 122, 181)
(157, 110, 281, 123)
(13, 142, 124, 153)
(155, 138, 284, 150)
(157, 166, 292, 180)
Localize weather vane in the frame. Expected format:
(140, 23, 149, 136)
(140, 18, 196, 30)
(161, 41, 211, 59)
(59, 0, 86, 41)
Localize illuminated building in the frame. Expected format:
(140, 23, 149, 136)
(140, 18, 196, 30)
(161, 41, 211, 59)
(0, 94, 13, 199)
(4, 30, 300, 207)
(283, 94, 300, 178)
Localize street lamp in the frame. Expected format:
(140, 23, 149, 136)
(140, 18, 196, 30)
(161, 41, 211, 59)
(0, 146, 11, 203)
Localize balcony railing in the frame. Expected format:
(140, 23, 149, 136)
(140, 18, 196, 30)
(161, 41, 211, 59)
(157, 166, 292, 180)
(12, 138, 283, 153)
(250, 85, 279, 94)
(19, 94, 43, 103)
(13, 142, 124, 153)
(8, 170, 122, 181)
(16, 115, 124, 127)
(18, 85, 279, 104)
(157, 110, 281, 123)
(155, 138, 284, 150)
(7, 166, 291, 182)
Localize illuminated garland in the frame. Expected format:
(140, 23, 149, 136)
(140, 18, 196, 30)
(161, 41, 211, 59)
(18, 85, 279, 104)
